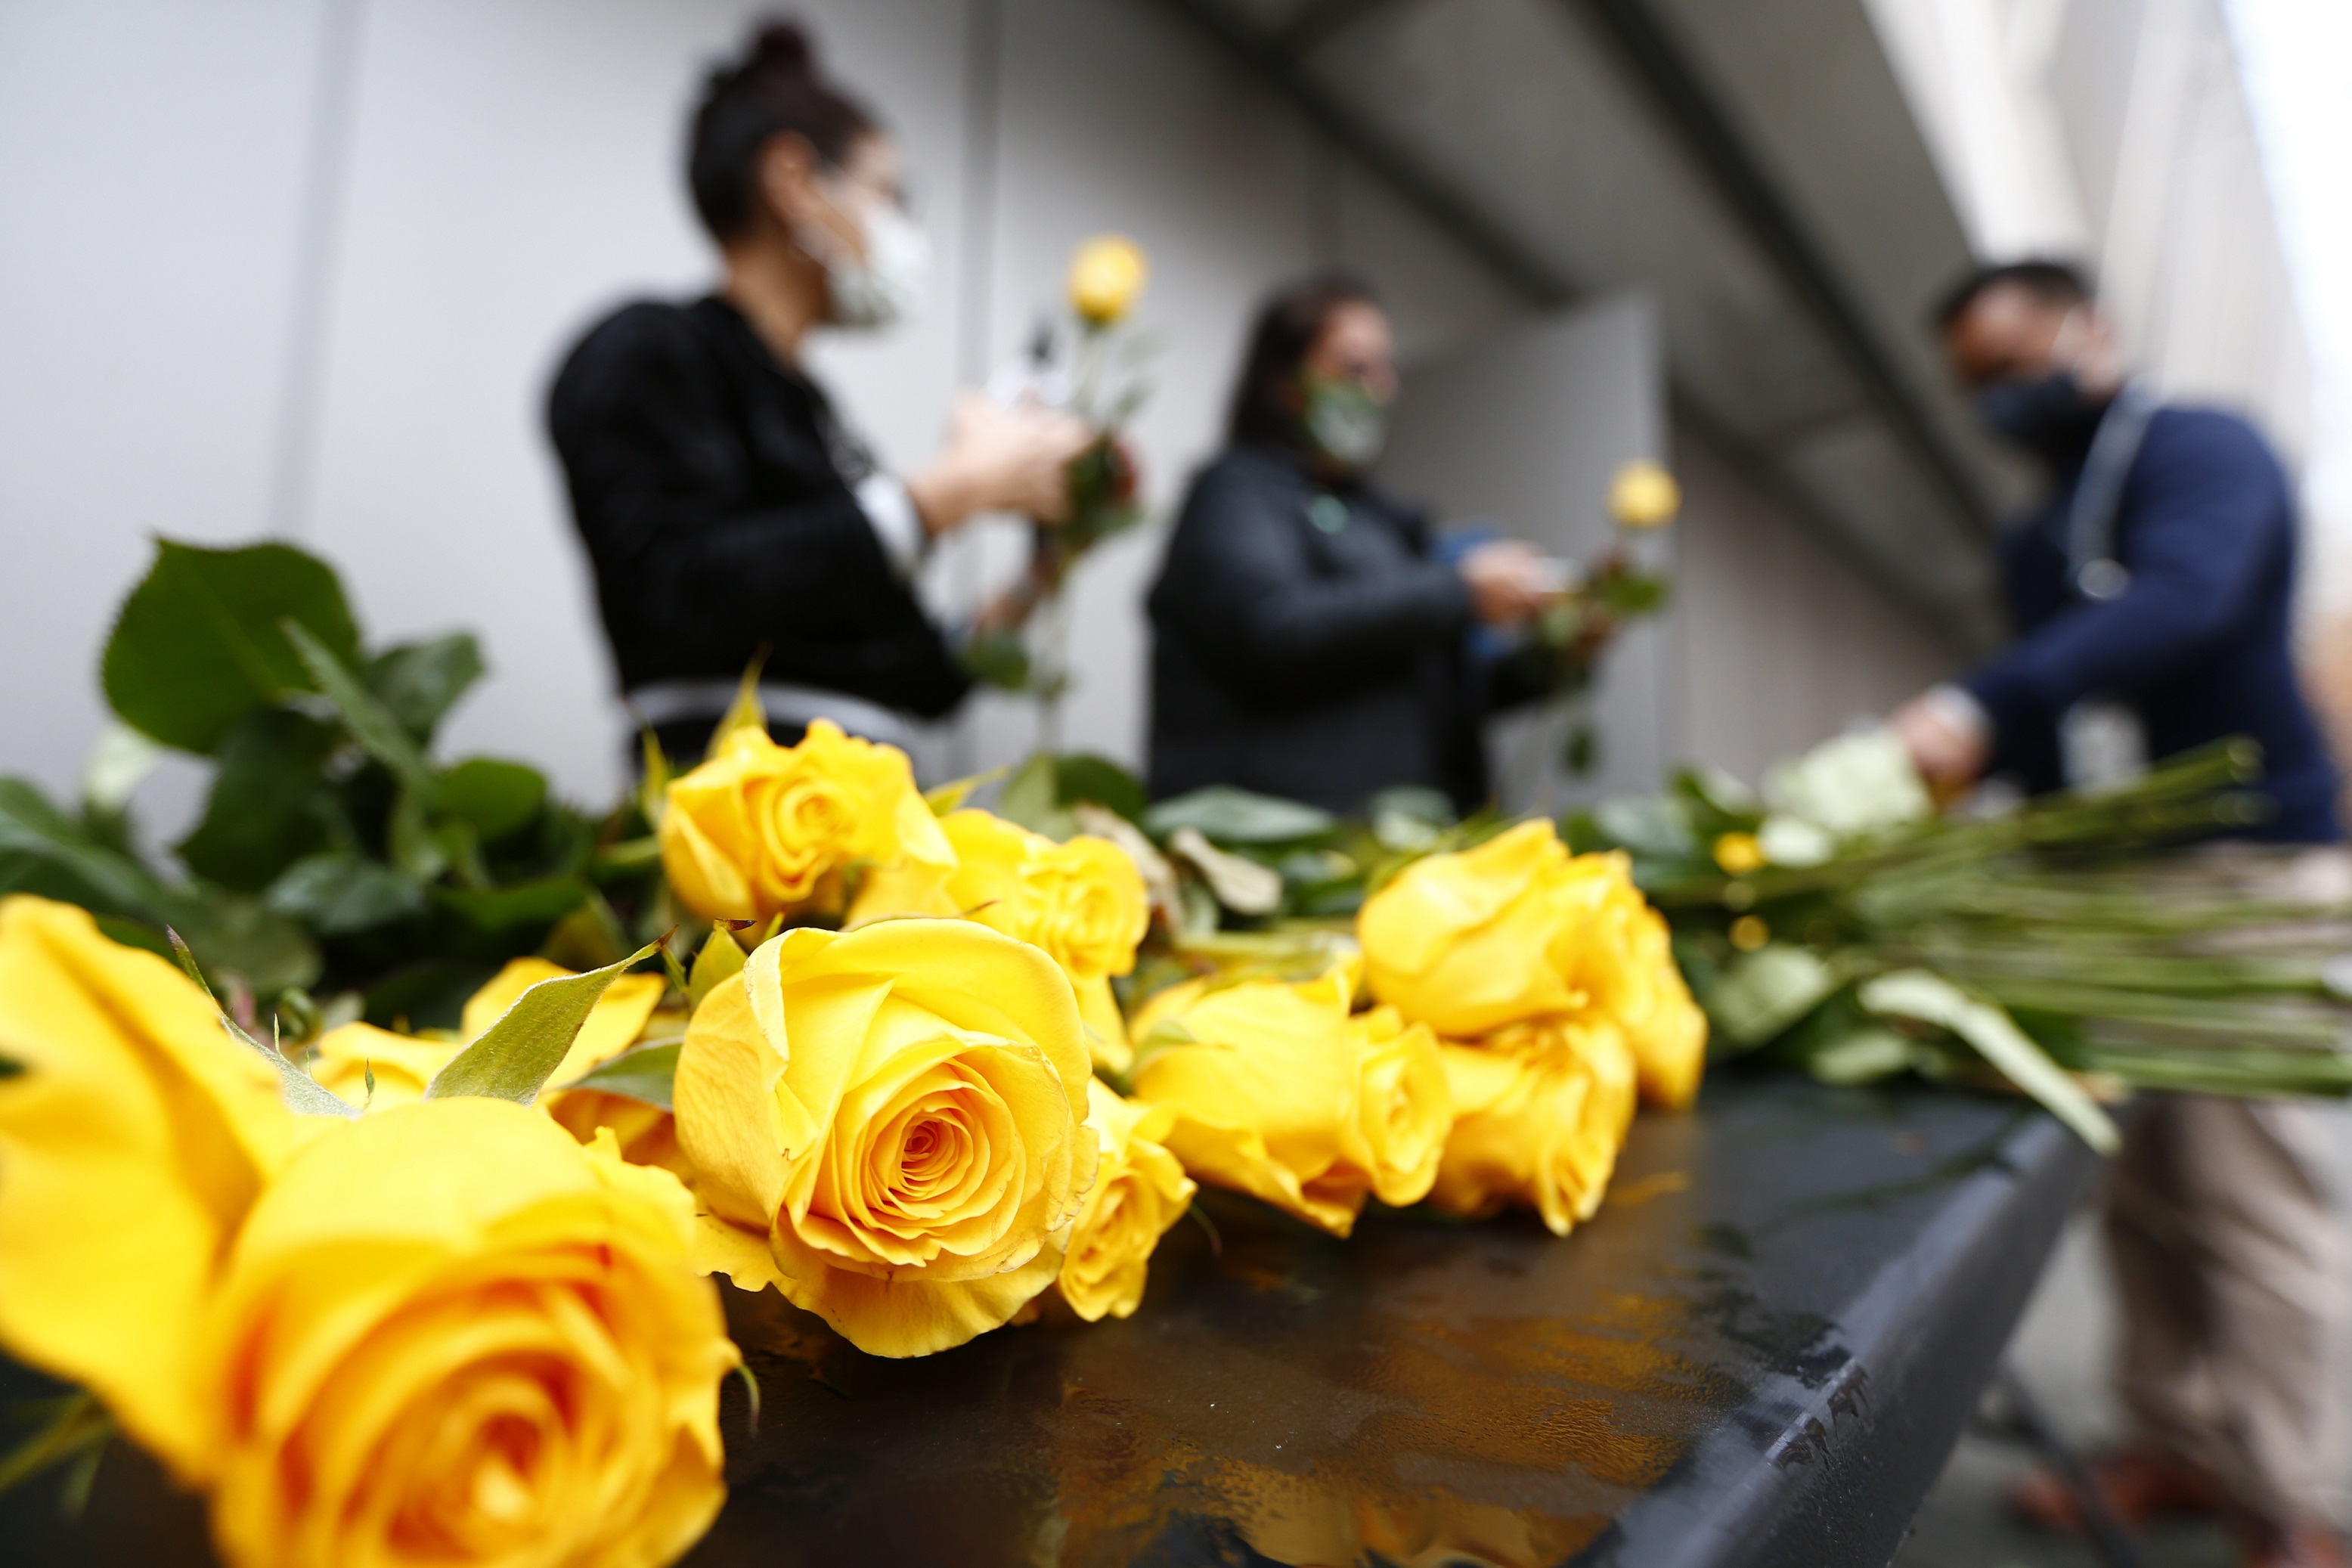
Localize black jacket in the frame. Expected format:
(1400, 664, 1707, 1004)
(1964, 405, 2338, 842)
(1148, 445, 1498, 815)
(546, 296, 968, 717)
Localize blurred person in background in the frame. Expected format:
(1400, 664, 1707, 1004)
(1147, 275, 1559, 815)
(1892, 259, 2347, 1568)
(548, 19, 1088, 764)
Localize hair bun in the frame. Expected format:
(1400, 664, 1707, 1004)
(746, 19, 817, 76)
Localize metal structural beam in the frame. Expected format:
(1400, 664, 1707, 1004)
(1565, 0, 1999, 544)
(1275, 0, 1413, 57)
(1148, 0, 1979, 653)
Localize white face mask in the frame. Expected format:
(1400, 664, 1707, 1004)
(808, 199, 929, 331)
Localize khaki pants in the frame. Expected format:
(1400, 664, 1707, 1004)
(2107, 1093, 2350, 1526)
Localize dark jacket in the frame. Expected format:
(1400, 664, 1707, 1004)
(1148, 445, 1498, 815)
(546, 296, 968, 717)
(1965, 404, 2339, 843)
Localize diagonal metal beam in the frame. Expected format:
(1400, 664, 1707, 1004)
(1149, 0, 1573, 305)
(1565, 0, 1999, 544)
(1275, 0, 1413, 57)
(1148, 0, 1981, 654)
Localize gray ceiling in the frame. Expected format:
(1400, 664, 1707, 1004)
(1156, 0, 2034, 652)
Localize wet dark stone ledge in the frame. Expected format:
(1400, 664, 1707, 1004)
(1, 1074, 2096, 1568)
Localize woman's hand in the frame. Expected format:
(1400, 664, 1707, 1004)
(907, 395, 1093, 535)
(1458, 540, 1556, 628)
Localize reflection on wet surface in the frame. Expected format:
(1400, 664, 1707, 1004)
(680, 1077, 2057, 1568)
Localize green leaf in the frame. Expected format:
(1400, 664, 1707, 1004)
(0, 777, 178, 918)
(163, 925, 354, 1117)
(425, 940, 663, 1105)
(1802, 1027, 1914, 1086)
(365, 634, 485, 740)
(706, 658, 768, 762)
(688, 922, 747, 1006)
(1052, 754, 1148, 823)
(1858, 970, 2120, 1154)
(1703, 944, 1837, 1049)
(1143, 786, 1336, 846)
(362, 959, 499, 1032)
(265, 851, 429, 934)
(994, 755, 1077, 840)
(1591, 795, 1697, 862)
(438, 758, 546, 841)
(170, 895, 321, 996)
(960, 628, 1033, 692)
(922, 765, 1009, 816)
(559, 1038, 680, 1108)
(101, 538, 361, 753)
(538, 892, 628, 971)
(0, 1390, 113, 1502)
(175, 708, 338, 890)
(280, 619, 435, 800)
(386, 786, 448, 882)
(433, 878, 592, 943)
(637, 723, 672, 829)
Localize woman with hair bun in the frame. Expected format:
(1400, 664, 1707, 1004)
(549, 18, 1087, 762)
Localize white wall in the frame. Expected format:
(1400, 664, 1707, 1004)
(0, 0, 1529, 834)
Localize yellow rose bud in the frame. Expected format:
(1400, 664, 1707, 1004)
(675, 920, 1097, 1357)
(1343, 1005, 1453, 1207)
(1358, 820, 1613, 1037)
(1058, 1078, 1195, 1322)
(1429, 1018, 1638, 1236)
(1582, 876, 1709, 1111)
(1359, 820, 1706, 1109)
(1067, 234, 1148, 327)
(1132, 968, 1447, 1235)
(659, 718, 953, 922)
(201, 1099, 733, 1568)
(1608, 458, 1681, 529)
(1712, 830, 1765, 875)
(852, 810, 1150, 1073)
(0, 897, 296, 1476)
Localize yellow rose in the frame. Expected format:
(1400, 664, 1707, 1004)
(1359, 820, 1613, 1035)
(1067, 234, 1148, 327)
(201, 1099, 733, 1568)
(311, 958, 668, 1113)
(659, 718, 953, 922)
(852, 809, 1150, 1072)
(545, 1090, 693, 1182)
(1131, 969, 1447, 1235)
(1058, 1078, 1194, 1322)
(1429, 1017, 1637, 1236)
(1578, 875, 1708, 1111)
(1359, 820, 1706, 1108)
(1607, 458, 1681, 529)
(0, 896, 296, 1475)
(305, 1021, 454, 1108)
(675, 919, 1096, 1357)
(1344, 1004, 1453, 1207)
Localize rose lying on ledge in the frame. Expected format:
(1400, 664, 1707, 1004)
(1358, 819, 1706, 1111)
(676, 919, 1098, 1358)
(0, 896, 736, 1568)
(1127, 967, 1451, 1238)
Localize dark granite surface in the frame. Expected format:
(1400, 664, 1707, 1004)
(2, 1075, 2097, 1567)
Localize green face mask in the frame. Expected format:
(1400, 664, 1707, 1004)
(1302, 374, 1390, 468)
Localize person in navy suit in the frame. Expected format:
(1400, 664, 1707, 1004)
(1895, 261, 2347, 1568)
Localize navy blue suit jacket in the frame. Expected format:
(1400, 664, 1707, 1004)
(1963, 405, 2339, 843)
